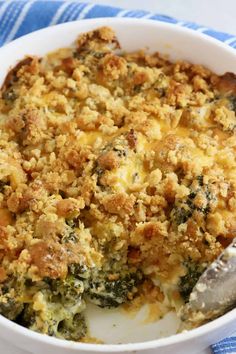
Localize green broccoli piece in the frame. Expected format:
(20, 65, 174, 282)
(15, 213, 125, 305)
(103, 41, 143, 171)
(21, 300, 87, 341)
(50, 275, 84, 305)
(0, 277, 24, 320)
(61, 220, 79, 243)
(228, 95, 236, 113)
(179, 262, 206, 302)
(86, 270, 142, 308)
(20, 295, 62, 337)
(69, 260, 143, 308)
(68, 264, 91, 280)
(171, 205, 193, 226)
(171, 176, 214, 226)
(19, 276, 87, 341)
(0, 294, 23, 320)
(57, 313, 87, 341)
(19, 304, 36, 328)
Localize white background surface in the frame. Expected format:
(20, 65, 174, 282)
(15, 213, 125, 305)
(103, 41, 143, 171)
(2, 0, 236, 353)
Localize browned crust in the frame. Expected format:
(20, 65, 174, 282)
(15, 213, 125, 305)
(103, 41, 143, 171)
(28, 241, 68, 279)
(1, 56, 39, 92)
(213, 72, 236, 94)
(97, 150, 120, 170)
(76, 26, 120, 52)
(102, 193, 135, 216)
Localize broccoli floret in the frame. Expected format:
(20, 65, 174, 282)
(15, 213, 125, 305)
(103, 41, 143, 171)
(196, 175, 204, 186)
(171, 176, 214, 226)
(68, 263, 90, 280)
(20, 276, 86, 340)
(86, 270, 142, 308)
(0, 294, 23, 320)
(179, 262, 206, 302)
(18, 304, 36, 328)
(50, 275, 84, 305)
(69, 258, 144, 308)
(20, 296, 59, 336)
(21, 301, 87, 341)
(171, 205, 193, 225)
(57, 313, 87, 341)
(0, 278, 24, 320)
(61, 220, 80, 243)
(228, 95, 236, 112)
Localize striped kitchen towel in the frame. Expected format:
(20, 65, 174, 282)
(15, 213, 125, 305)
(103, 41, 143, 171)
(1, 0, 236, 47)
(0, 1, 235, 353)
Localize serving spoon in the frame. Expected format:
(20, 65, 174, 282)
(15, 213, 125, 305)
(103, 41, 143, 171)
(179, 238, 236, 330)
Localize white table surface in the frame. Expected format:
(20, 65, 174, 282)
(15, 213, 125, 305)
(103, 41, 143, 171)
(1, 0, 235, 353)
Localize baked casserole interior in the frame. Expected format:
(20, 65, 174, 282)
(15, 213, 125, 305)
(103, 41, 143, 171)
(0, 27, 235, 342)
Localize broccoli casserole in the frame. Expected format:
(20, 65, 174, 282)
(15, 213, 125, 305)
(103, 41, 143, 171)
(0, 26, 235, 342)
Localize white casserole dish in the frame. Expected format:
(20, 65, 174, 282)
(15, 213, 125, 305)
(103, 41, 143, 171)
(0, 17, 235, 354)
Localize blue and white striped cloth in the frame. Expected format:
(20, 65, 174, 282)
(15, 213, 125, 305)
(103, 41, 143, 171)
(0, 0, 236, 47)
(0, 1, 235, 353)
